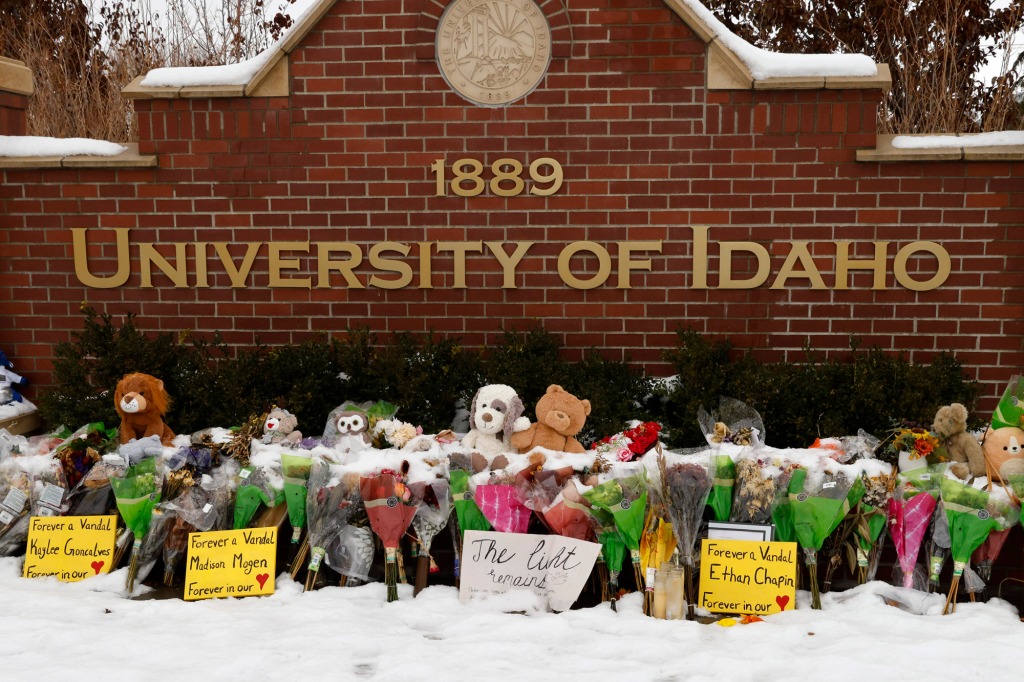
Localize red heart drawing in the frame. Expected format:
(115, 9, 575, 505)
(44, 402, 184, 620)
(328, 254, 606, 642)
(776, 595, 790, 610)
(90, 561, 104, 575)
(256, 573, 270, 590)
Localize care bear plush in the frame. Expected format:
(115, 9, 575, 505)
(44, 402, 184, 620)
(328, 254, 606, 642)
(932, 403, 986, 480)
(115, 372, 175, 445)
(461, 384, 528, 458)
(263, 407, 302, 446)
(511, 384, 591, 455)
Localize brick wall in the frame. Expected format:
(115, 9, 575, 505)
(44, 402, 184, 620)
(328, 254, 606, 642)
(0, 92, 27, 135)
(1, 0, 1022, 414)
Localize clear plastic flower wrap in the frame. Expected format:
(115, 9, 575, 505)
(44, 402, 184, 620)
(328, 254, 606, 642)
(233, 465, 283, 530)
(360, 466, 420, 602)
(697, 397, 766, 447)
(0, 458, 32, 556)
(409, 476, 451, 594)
(66, 458, 124, 517)
(303, 460, 362, 592)
(110, 456, 163, 592)
(324, 524, 375, 585)
(888, 463, 943, 590)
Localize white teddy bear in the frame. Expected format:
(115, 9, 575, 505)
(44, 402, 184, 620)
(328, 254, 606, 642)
(461, 384, 529, 458)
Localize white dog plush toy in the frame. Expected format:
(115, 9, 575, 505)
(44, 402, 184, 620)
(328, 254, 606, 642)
(461, 384, 529, 458)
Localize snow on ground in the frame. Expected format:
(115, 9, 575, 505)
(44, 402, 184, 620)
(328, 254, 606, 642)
(680, 0, 878, 79)
(0, 136, 127, 158)
(2, 555, 1020, 682)
(892, 131, 1024, 149)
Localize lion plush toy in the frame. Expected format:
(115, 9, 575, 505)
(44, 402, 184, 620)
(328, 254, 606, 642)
(511, 384, 591, 454)
(461, 384, 529, 458)
(115, 372, 175, 445)
(932, 403, 986, 480)
(263, 407, 302, 446)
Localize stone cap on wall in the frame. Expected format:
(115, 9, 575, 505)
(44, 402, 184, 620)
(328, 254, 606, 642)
(0, 143, 156, 169)
(0, 56, 33, 96)
(857, 134, 1024, 162)
(122, 0, 338, 100)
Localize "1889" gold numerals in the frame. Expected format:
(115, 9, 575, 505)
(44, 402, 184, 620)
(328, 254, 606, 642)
(430, 157, 564, 197)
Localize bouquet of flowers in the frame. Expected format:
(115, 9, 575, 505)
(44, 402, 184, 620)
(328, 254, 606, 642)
(879, 425, 947, 469)
(109, 456, 163, 593)
(360, 466, 420, 602)
(66, 458, 124, 517)
(161, 461, 237, 586)
(848, 467, 894, 585)
(698, 398, 766, 448)
(706, 451, 736, 522)
(730, 454, 795, 525)
(0, 458, 31, 556)
(448, 453, 491, 585)
(939, 476, 1019, 613)
(887, 464, 943, 590)
(280, 453, 313, 566)
(372, 419, 422, 450)
(788, 465, 865, 609)
(474, 467, 532, 535)
(591, 422, 661, 463)
(233, 466, 284, 530)
(584, 466, 649, 607)
(324, 524, 375, 586)
(587, 504, 626, 609)
(52, 423, 117, 489)
(991, 375, 1024, 430)
(409, 477, 451, 595)
(304, 460, 362, 591)
(652, 453, 713, 619)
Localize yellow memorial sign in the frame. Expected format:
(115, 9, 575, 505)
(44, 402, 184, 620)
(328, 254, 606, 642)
(699, 538, 797, 615)
(184, 527, 277, 601)
(23, 515, 116, 581)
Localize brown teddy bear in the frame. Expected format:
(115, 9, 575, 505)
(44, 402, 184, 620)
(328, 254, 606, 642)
(511, 384, 591, 454)
(115, 372, 175, 445)
(932, 403, 985, 480)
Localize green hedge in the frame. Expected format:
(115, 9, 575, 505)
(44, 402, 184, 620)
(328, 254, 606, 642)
(38, 310, 979, 448)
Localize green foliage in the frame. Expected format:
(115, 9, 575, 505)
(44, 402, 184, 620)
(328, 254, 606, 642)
(661, 329, 981, 448)
(40, 311, 979, 451)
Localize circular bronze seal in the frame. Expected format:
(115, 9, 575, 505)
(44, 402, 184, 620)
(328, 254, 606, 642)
(436, 0, 552, 106)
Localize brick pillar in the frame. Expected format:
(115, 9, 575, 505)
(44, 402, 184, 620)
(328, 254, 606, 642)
(0, 56, 33, 135)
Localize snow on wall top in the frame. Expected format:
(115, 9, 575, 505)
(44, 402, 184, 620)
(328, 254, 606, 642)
(0, 135, 127, 157)
(139, 0, 323, 88)
(892, 131, 1024, 149)
(680, 0, 879, 79)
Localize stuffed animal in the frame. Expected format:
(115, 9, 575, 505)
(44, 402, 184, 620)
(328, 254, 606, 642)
(510, 384, 591, 455)
(115, 372, 175, 445)
(0, 350, 26, 404)
(263, 407, 302, 446)
(983, 424, 1024, 481)
(334, 410, 372, 453)
(932, 403, 986, 480)
(461, 384, 529, 457)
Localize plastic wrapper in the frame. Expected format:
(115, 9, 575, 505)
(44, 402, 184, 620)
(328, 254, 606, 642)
(787, 466, 865, 609)
(360, 469, 420, 602)
(409, 477, 451, 590)
(0, 429, 29, 460)
(475, 483, 531, 534)
(66, 459, 124, 517)
(540, 478, 596, 542)
(888, 464, 943, 590)
(325, 524, 375, 583)
(651, 453, 712, 619)
(0, 458, 32, 556)
(991, 375, 1024, 430)
(161, 463, 237, 586)
(280, 453, 313, 547)
(707, 452, 736, 522)
(233, 466, 283, 530)
(304, 459, 362, 591)
(972, 527, 1011, 582)
(51, 423, 117, 489)
(110, 457, 163, 592)
(697, 398, 765, 447)
(939, 476, 1019, 613)
(731, 453, 792, 525)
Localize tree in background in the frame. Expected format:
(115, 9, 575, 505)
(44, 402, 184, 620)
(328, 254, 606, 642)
(0, 0, 294, 141)
(704, 0, 1024, 132)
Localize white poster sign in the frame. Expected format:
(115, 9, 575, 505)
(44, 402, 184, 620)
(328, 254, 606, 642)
(459, 530, 601, 612)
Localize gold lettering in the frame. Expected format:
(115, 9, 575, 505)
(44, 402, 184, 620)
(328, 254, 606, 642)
(719, 241, 770, 289)
(194, 242, 209, 288)
(316, 242, 363, 289)
(268, 242, 311, 288)
(690, 226, 709, 289)
(71, 227, 130, 289)
(834, 241, 889, 290)
(770, 242, 826, 289)
(140, 242, 188, 288)
(893, 241, 951, 291)
(214, 242, 261, 288)
(558, 241, 611, 290)
(368, 242, 413, 289)
(617, 241, 662, 288)
(437, 241, 483, 288)
(486, 241, 533, 289)
(419, 242, 433, 289)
